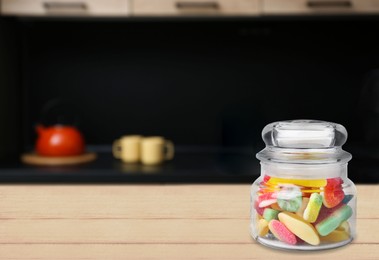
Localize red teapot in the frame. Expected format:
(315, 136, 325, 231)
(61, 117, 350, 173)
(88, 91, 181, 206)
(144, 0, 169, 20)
(35, 124, 85, 157)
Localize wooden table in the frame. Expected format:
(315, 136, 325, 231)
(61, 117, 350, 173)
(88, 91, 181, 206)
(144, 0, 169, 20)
(0, 184, 377, 259)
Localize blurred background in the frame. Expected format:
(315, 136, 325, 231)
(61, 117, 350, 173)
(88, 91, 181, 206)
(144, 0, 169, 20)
(1, 0, 379, 183)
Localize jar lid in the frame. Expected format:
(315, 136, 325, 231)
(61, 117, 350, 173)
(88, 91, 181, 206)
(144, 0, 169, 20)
(256, 119, 352, 164)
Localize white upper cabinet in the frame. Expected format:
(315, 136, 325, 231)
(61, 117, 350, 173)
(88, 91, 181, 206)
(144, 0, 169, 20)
(263, 0, 379, 15)
(132, 0, 260, 16)
(1, 0, 130, 16)
(2, 0, 379, 17)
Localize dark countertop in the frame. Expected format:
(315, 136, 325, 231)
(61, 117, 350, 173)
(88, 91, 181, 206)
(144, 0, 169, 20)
(0, 146, 377, 183)
(0, 149, 259, 183)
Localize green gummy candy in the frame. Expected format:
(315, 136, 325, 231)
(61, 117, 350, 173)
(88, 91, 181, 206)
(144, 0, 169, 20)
(310, 193, 323, 205)
(263, 208, 280, 222)
(277, 196, 302, 212)
(316, 205, 353, 236)
(277, 185, 302, 212)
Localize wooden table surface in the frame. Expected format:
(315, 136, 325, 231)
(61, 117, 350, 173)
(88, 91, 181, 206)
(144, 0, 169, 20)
(0, 184, 377, 259)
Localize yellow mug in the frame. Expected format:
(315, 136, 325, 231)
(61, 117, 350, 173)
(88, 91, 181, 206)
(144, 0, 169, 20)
(141, 136, 174, 165)
(112, 135, 142, 163)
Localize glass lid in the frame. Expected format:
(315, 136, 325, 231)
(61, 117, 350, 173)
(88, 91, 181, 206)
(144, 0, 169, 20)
(256, 120, 352, 164)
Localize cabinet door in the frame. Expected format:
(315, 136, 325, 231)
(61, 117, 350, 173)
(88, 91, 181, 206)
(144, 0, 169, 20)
(2, 0, 130, 16)
(132, 0, 260, 16)
(263, 0, 379, 14)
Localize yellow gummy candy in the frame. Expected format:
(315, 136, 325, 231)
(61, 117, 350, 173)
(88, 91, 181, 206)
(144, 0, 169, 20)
(271, 203, 282, 211)
(258, 219, 269, 237)
(278, 212, 320, 246)
(267, 177, 327, 188)
(336, 221, 350, 233)
(296, 197, 310, 217)
(303, 193, 323, 223)
(320, 230, 350, 243)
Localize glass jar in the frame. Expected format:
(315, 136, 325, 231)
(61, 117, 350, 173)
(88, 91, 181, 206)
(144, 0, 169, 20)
(250, 120, 356, 250)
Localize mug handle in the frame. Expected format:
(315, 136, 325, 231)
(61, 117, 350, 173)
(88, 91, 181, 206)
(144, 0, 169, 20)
(164, 140, 175, 160)
(112, 140, 122, 159)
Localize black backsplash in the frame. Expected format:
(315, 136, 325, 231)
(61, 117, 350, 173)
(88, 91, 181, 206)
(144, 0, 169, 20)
(1, 16, 379, 183)
(11, 17, 379, 149)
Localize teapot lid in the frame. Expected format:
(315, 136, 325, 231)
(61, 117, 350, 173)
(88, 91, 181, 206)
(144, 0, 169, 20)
(256, 119, 352, 164)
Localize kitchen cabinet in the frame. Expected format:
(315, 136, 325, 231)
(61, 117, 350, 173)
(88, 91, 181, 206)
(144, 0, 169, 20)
(132, 0, 260, 16)
(263, 0, 379, 15)
(1, 0, 130, 16)
(3, 0, 379, 17)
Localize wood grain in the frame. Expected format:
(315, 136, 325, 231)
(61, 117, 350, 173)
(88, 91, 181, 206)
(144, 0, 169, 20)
(0, 185, 250, 219)
(0, 218, 376, 244)
(1, 244, 379, 260)
(0, 184, 376, 259)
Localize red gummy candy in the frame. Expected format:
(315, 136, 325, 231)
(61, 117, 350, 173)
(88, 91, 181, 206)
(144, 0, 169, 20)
(323, 188, 344, 208)
(269, 219, 297, 245)
(326, 177, 343, 188)
(255, 192, 277, 215)
(257, 192, 277, 207)
(314, 203, 344, 225)
(254, 200, 266, 216)
(323, 178, 344, 208)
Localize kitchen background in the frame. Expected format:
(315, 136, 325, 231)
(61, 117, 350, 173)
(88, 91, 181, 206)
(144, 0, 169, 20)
(1, 0, 379, 183)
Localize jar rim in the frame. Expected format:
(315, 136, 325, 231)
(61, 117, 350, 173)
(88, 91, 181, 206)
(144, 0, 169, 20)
(256, 147, 352, 165)
(259, 161, 348, 178)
